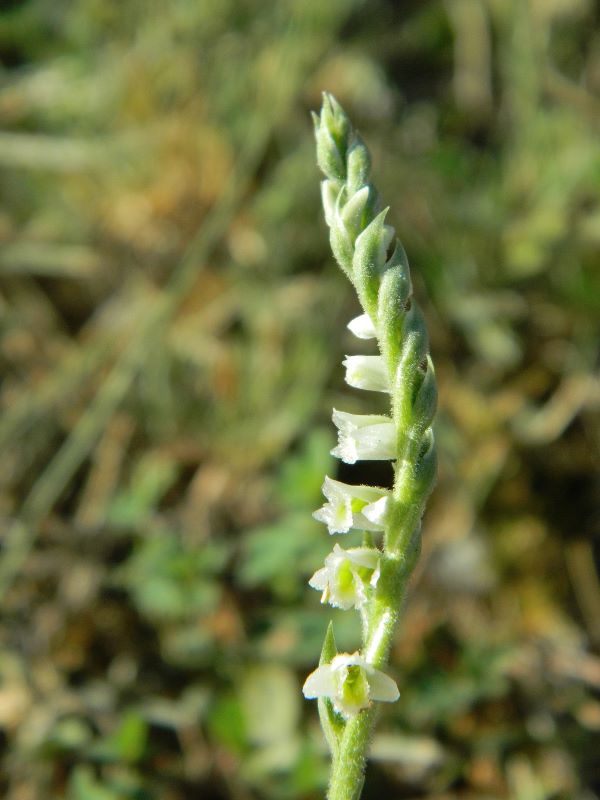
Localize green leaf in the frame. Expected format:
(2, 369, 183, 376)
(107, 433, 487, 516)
(276, 429, 334, 509)
(87, 711, 148, 764)
(208, 694, 247, 754)
(107, 453, 179, 529)
(237, 513, 327, 599)
(68, 766, 122, 800)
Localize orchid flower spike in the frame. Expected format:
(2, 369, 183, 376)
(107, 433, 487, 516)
(306, 94, 438, 799)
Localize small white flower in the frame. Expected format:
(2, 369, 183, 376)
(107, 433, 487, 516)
(343, 355, 389, 393)
(303, 652, 399, 719)
(313, 476, 390, 534)
(347, 313, 377, 340)
(309, 544, 380, 609)
(331, 409, 396, 464)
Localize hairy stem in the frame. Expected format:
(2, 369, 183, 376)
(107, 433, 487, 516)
(327, 522, 417, 800)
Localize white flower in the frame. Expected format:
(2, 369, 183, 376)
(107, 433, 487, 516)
(303, 652, 399, 719)
(347, 313, 377, 340)
(343, 355, 389, 393)
(309, 544, 380, 609)
(313, 476, 390, 534)
(331, 409, 396, 464)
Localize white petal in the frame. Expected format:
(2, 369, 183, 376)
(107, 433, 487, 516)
(366, 668, 400, 703)
(330, 652, 365, 671)
(310, 546, 378, 610)
(312, 502, 352, 534)
(323, 477, 389, 505)
(361, 496, 391, 528)
(343, 356, 389, 393)
(325, 546, 365, 609)
(347, 313, 377, 340)
(331, 410, 396, 464)
(346, 547, 380, 571)
(332, 409, 390, 432)
(329, 590, 362, 611)
(331, 430, 396, 464)
(352, 511, 387, 532)
(302, 665, 336, 698)
(308, 567, 329, 591)
(315, 478, 390, 534)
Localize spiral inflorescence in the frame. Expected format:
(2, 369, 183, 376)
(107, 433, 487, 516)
(304, 95, 438, 799)
(313, 93, 436, 540)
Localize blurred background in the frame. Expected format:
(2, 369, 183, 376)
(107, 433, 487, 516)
(1, 0, 599, 798)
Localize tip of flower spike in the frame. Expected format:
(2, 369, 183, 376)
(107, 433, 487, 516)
(321, 91, 342, 114)
(319, 93, 351, 159)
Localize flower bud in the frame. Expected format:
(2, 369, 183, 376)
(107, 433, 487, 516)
(343, 355, 389, 393)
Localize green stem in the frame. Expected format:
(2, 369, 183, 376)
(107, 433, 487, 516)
(327, 528, 418, 800)
(327, 707, 374, 800)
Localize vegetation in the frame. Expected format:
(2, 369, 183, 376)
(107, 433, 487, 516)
(1, 2, 599, 799)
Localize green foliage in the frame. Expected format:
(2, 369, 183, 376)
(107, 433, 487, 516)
(88, 712, 148, 764)
(118, 534, 227, 622)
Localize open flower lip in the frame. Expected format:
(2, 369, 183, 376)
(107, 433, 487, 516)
(331, 409, 397, 464)
(302, 652, 399, 719)
(312, 476, 390, 534)
(308, 544, 381, 610)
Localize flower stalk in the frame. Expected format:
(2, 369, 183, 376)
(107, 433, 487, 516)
(303, 94, 437, 800)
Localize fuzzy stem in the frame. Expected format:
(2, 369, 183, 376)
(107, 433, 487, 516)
(327, 528, 417, 800)
(327, 707, 374, 800)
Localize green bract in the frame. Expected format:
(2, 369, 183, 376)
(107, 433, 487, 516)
(304, 94, 438, 800)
